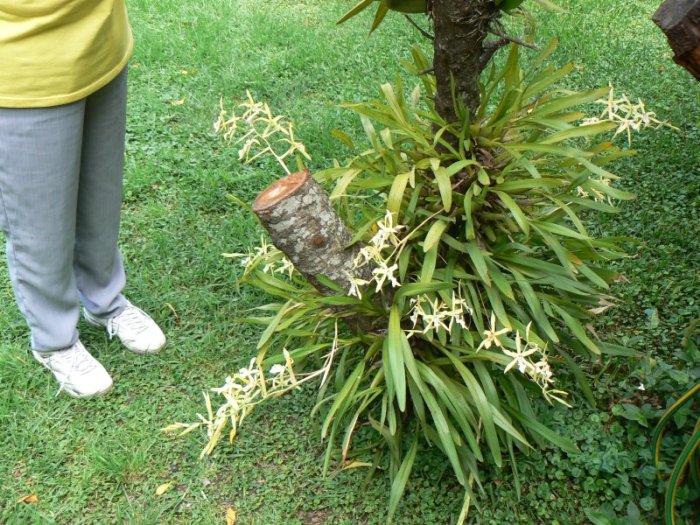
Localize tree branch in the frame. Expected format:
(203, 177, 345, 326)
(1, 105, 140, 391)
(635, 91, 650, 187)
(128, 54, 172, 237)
(404, 14, 434, 40)
(489, 30, 539, 50)
(480, 31, 539, 70)
(479, 38, 509, 70)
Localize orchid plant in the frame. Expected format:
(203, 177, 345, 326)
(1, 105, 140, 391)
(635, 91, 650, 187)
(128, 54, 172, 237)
(171, 39, 675, 523)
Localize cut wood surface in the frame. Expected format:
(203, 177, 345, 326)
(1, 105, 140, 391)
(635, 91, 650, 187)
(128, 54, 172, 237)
(253, 170, 367, 294)
(653, 0, 700, 80)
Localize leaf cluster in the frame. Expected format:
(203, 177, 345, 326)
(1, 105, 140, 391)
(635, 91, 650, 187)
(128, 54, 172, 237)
(337, 0, 563, 34)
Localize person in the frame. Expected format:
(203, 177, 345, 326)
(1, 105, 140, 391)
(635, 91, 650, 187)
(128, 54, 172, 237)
(0, 1, 166, 398)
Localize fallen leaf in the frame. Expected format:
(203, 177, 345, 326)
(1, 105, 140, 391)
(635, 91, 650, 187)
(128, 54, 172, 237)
(225, 507, 237, 525)
(341, 460, 372, 471)
(18, 494, 39, 504)
(585, 323, 600, 339)
(588, 299, 614, 315)
(155, 481, 173, 496)
(166, 302, 181, 325)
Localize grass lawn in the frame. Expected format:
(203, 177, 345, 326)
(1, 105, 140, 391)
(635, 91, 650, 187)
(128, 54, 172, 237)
(0, 1, 698, 523)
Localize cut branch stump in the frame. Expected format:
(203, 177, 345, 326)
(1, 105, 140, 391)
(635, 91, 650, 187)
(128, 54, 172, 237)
(252, 170, 367, 295)
(653, 0, 700, 80)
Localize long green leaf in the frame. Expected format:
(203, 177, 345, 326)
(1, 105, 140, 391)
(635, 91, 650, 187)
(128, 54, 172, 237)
(387, 171, 412, 216)
(551, 304, 600, 355)
(486, 259, 515, 300)
(507, 407, 578, 452)
(387, 438, 419, 523)
(337, 0, 374, 24)
(321, 360, 365, 439)
(558, 349, 595, 406)
(441, 349, 503, 467)
(494, 191, 530, 236)
(434, 166, 453, 211)
(420, 244, 438, 283)
(386, 306, 407, 412)
(540, 121, 617, 144)
(257, 300, 294, 350)
(394, 281, 452, 301)
(466, 243, 491, 287)
(510, 269, 559, 342)
(370, 2, 390, 32)
(419, 384, 466, 485)
(423, 220, 449, 252)
(526, 86, 609, 118)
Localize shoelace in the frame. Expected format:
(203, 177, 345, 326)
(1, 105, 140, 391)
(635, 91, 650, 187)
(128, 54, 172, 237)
(41, 346, 95, 397)
(106, 306, 150, 338)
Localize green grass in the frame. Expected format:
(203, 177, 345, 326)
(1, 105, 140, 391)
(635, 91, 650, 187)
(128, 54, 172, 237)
(0, 0, 698, 523)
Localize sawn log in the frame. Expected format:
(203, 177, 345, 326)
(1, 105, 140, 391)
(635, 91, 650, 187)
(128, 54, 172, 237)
(653, 0, 700, 80)
(252, 169, 368, 295)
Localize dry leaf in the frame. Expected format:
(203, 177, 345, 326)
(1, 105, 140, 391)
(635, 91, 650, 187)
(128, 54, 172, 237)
(170, 98, 185, 106)
(166, 302, 181, 325)
(588, 299, 615, 316)
(155, 481, 173, 496)
(585, 323, 600, 339)
(18, 494, 39, 504)
(225, 507, 237, 525)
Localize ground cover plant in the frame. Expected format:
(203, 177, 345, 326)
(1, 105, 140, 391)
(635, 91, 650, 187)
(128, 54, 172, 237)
(0, 1, 698, 523)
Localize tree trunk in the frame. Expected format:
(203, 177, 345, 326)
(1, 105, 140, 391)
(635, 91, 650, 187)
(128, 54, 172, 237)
(431, 0, 500, 121)
(653, 0, 700, 80)
(252, 170, 367, 295)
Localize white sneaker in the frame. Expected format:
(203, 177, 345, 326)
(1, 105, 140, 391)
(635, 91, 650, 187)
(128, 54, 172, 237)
(33, 341, 113, 398)
(84, 301, 166, 354)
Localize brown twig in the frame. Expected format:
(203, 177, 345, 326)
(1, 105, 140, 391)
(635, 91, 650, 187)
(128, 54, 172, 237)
(489, 29, 538, 50)
(404, 14, 434, 40)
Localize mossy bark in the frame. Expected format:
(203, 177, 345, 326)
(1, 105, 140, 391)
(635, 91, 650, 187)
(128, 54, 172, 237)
(431, 0, 501, 120)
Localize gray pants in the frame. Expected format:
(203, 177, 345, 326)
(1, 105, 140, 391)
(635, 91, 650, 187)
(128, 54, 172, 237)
(0, 69, 128, 351)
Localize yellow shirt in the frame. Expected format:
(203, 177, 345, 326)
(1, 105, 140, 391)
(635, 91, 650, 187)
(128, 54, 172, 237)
(0, 1, 133, 108)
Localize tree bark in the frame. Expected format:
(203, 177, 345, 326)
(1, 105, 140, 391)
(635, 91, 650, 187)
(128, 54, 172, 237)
(252, 170, 367, 295)
(653, 0, 700, 80)
(431, 0, 500, 121)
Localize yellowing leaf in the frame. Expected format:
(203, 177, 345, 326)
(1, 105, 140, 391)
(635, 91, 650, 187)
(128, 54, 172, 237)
(155, 481, 173, 496)
(226, 507, 237, 525)
(170, 98, 185, 106)
(18, 494, 38, 504)
(567, 252, 583, 265)
(341, 460, 372, 470)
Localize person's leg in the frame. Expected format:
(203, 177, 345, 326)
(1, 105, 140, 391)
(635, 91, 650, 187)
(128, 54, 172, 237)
(0, 102, 85, 351)
(74, 68, 128, 318)
(77, 68, 166, 354)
